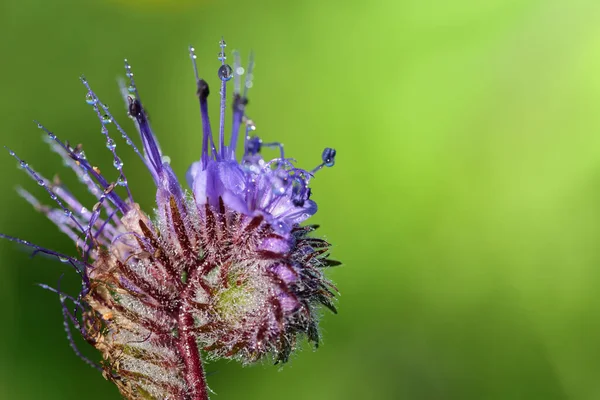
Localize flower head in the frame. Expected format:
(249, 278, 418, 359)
(2, 39, 339, 400)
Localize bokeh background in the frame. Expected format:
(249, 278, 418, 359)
(2, 0, 600, 399)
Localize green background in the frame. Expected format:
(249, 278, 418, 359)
(2, 0, 600, 399)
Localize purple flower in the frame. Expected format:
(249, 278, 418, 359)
(2, 39, 339, 400)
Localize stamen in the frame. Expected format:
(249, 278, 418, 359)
(80, 77, 152, 180)
(311, 147, 337, 174)
(243, 51, 255, 99)
(190, 45, 218, 167)
(52, 277, 103, 371)
(123, 60, 164, 180)
(229, 51, 253, 160)
(262, 141, 285, 161)
(36, 121, 129, 214)
(233, 50, 242, 95)
(82, 86, 134, 203)
(0, 233, 89, 275)
(6, 147, 87, 233)
(243, 120, 257, 158)
(217, 38, 233, 159)
(244, 136, 285, 160)
(82, 184, 117, 261)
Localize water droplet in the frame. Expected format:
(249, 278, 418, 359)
(8, 150, 14, 156)
(58, 256, 69, 263)
(113, 157, 123, 170)
(19, 160, 27, 168)
(48, 132, 56, 140)
(106, 138, 116, 150)
(218, 64, 233, 81)
(127, 85, 136, 93)
(126, 139, 132, 145)
(50, 194, 57, 200)
(161, 155, 171, 164)
(272, 182, 286, 196)
(101, 114, 112, 124)
(37, 123, 43, 129)
(117, 177, 128, 186)
(85, 92, 97, 105)
(64, 210, 72, 217)
(37, 179, 44, 186)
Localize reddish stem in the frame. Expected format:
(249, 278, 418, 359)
(178, 309, 209, 400)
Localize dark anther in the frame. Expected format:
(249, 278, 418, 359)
(246, 136, 262, 155)
(127, 96, 142, 118)
(196, 79, 210, 100)
(292, 198, 305, 207)
(232, 94, 249, 111)
(291, 178, 308, 207)
(322, 148, 336, 167)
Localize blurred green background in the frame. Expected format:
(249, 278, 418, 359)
(2, 0, 600, 399)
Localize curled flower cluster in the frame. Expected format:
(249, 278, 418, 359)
(2, 39, 339, 400)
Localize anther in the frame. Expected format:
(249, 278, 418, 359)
(322, 148, 336, 167)
(311, 147, 337, 173)
(197, 79, 210, 100)
(246, 136, 262, 155)
(127, 96, 141, 118)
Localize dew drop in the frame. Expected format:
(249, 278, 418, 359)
(37, 179, 44, 186)
(101, 114, 112, 124)
(127, 85, 136, 93)
(80, 206, 88, 214)
(37, 123, 43, 129)
(272, 183, 286, 196)
(85, 92, 97, 105)
(106, 138, 116, 150)
(117, 177, 128, 187)
(64, 210, 72, 217)
(58, 256, 69, 263)
(161, 155, 171, 164)
(113, 157, 123, 170)
(218, 64, 233, 81)
(19, 160, 27, 168)
(8, 150, 14, 156)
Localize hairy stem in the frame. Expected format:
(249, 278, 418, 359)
(178, 308, 209, 400)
